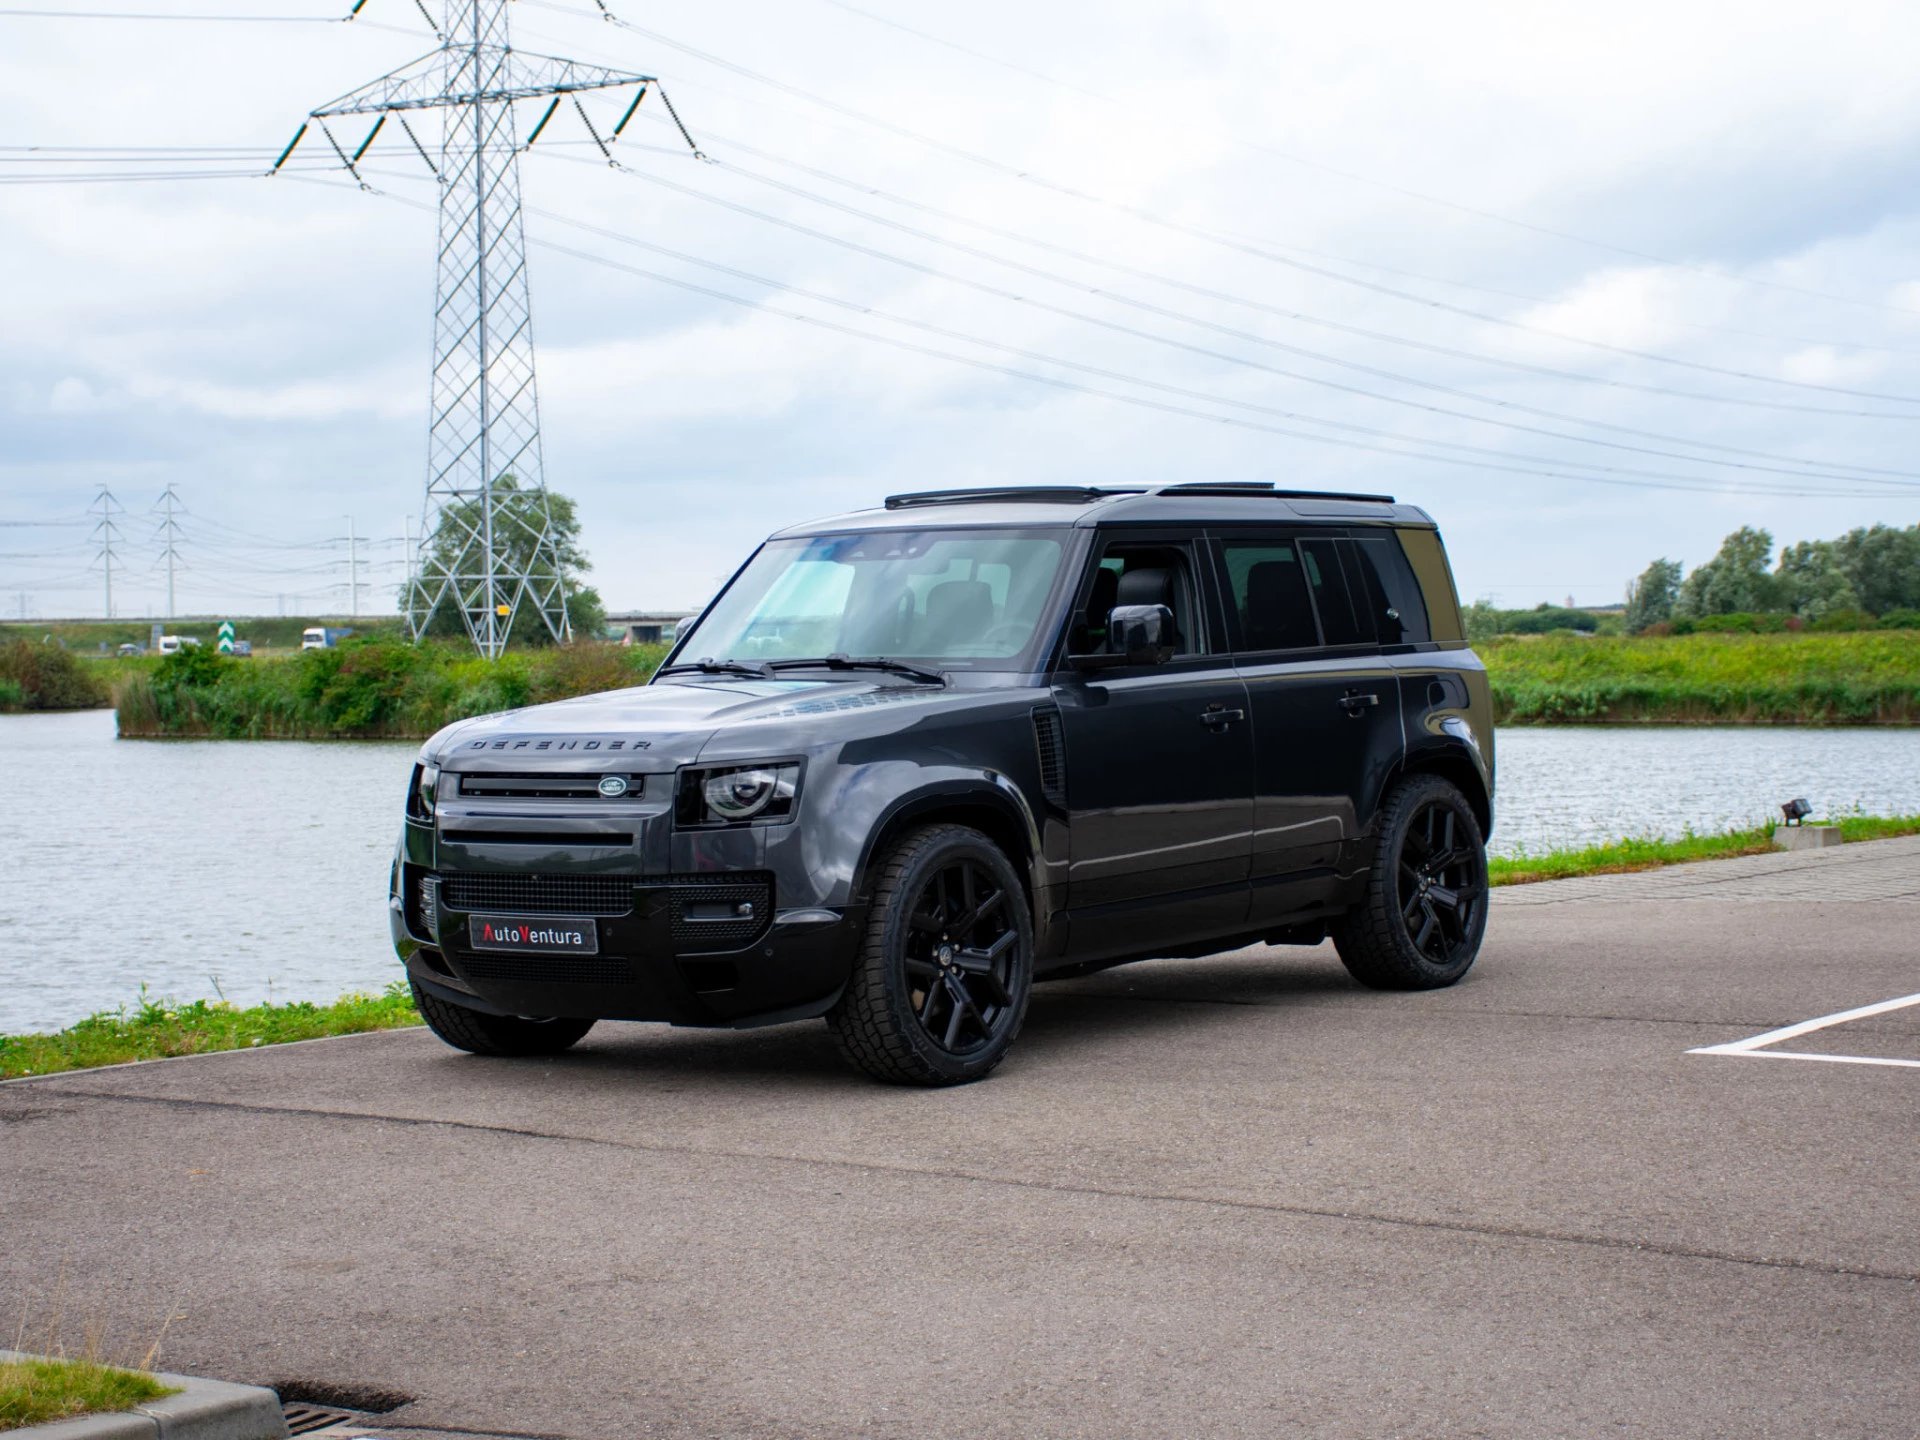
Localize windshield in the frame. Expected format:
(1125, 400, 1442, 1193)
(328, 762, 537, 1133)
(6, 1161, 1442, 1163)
(675, 528, 1069, 669)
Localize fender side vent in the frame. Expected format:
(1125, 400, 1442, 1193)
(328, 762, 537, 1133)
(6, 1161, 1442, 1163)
(1032, 708, 1068, 808)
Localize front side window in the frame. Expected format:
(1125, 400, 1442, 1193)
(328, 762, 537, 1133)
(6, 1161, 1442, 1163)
(675, 528, 1068, 668)
(1069, 538, 1208, 657)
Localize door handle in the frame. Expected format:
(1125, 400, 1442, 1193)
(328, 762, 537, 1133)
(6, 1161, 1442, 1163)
(1200, 705, 1246, 729)
(1338, 691, 1380, 715)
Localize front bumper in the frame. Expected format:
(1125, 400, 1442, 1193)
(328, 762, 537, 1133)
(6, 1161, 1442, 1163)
(390, 860, 860, 1027)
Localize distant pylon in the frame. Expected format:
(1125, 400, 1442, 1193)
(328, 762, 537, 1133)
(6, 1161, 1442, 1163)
(90, 486, 124, 620)
(154, 484, 185, 620)
(282, 0, 687, 658)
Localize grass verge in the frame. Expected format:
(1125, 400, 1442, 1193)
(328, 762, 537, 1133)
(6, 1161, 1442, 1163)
(1488, 813, 1920, 886)
(1484, 631, 1920, 725)
(0, 981, 420, 1081)
(0, 1355, 177, 1431)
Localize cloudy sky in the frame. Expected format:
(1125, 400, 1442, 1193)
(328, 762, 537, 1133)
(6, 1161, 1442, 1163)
(4, 0, 1919, 621)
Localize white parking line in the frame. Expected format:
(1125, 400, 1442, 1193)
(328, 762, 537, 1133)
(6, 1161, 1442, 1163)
(1689, 991, 1920, 1070)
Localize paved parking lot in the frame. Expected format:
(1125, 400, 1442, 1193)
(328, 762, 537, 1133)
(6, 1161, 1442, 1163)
(5, 840, 1918, 1439)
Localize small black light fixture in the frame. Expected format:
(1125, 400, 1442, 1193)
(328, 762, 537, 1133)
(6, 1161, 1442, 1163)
(1781, 797, 1813, 827)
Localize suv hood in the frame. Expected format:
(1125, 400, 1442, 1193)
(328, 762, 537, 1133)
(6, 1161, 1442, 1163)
(427, 676, 943, 770)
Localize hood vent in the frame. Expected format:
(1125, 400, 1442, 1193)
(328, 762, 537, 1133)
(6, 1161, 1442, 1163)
(1031, 707, 1067, 808)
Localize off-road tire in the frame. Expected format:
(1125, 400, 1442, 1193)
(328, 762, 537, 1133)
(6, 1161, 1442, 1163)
(826, 824, 1034, 1086)
(410, 979, 596, 1056)
(1331, 773, 1489, 990)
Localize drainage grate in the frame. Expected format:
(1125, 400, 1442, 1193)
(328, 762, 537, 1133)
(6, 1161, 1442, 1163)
(283, 1401, 362, 1435)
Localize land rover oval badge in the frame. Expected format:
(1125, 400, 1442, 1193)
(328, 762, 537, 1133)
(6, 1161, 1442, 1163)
(597, 775, 629, 797)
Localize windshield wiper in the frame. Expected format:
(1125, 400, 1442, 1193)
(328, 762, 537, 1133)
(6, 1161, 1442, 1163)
(766, 654, 947, 685)
(657, 657, 773, 680)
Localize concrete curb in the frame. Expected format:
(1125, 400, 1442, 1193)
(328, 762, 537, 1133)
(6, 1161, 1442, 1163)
(1, 1354, 287, 1440)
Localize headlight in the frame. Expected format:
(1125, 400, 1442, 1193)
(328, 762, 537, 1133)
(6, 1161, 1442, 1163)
(408, 762, 440, 820)
(678, 762, 800, 826)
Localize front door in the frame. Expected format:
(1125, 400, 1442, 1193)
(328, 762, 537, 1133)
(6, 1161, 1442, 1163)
(1052, 532, 1255, 960)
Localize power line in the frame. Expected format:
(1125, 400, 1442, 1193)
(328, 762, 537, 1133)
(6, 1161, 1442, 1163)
(325, 169, 1914, 500)
(567, 6, 1920, 392)
(0, 9, 366, 20)
(800, 0, 1920, 320)
(520, 203, 1919, 499)
(643, 118, 1920, 442)
(540, 153, 1920, 488)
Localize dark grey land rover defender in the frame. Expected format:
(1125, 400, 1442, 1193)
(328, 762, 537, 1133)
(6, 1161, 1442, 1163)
(390, 484, 1494, 1085)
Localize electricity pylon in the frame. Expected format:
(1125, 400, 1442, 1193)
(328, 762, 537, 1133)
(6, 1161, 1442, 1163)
(154, 484, 185, 619)
(281, 0, 673, 657)
(91, 486, 124, 620)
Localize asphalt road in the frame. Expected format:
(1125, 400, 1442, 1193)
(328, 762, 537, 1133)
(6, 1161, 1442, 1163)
(5, 840, 1918, 1439)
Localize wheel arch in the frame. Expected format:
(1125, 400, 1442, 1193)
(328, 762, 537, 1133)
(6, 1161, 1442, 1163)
(1384, 740, 1493, 840)
(851, 779, 1045, 917)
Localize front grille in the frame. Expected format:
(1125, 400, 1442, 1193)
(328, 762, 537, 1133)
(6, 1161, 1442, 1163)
(454, 951, 635, 986)
(454, 772, 647, 800)
(669, 872, 773, 950)
(439, 872, 636, 916)
(1032, 707, 1068, 807)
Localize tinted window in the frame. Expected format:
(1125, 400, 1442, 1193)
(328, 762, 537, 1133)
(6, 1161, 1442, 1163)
(1348, 533, 1431, 645)
(1299, 538, 1371, 647)
(1220, 540, 1318, 652)
(1073, 540, 1208, 656)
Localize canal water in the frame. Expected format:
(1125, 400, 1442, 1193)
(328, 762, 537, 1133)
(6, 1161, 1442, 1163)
(4, 708, 1919, 1034)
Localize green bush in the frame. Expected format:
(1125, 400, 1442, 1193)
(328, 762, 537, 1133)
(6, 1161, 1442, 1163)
(0, 639, 109, 711)
(1880, 609, 1920, 630)
(113, 638, 670, 739)
(1809, 608, 1878, 633)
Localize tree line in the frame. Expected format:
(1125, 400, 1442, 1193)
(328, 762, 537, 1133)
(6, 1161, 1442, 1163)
(1623, 523, 1920, 633)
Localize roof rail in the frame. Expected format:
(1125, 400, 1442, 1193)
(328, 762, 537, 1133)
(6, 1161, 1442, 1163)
(1155, 482, 1398, 503)
(882, 486, 1138, 510)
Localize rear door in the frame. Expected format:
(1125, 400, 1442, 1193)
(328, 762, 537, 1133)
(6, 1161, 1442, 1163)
(1212, 530, 1406, 923)
(1052, 529, 1255, 958)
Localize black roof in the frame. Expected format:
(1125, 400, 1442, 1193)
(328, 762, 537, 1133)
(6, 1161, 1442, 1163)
(777, 483, 1435, 537)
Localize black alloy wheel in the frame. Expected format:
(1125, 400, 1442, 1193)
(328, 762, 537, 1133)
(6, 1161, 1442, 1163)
(828, 824, 1034, 1085)
(902, 855, 1021, 1057)
(1331, 773, 1489, 990)
(1396, 798, 1484, 968)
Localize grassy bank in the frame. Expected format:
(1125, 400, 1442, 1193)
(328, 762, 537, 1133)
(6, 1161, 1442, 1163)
(0, 1355, 177, 1431)
(1488, 813, 1920, 885)
(0, 614, 403, 654)
(0, 982, 420, 1080)
(114, 637, 668, 739)
(101, 630, 1920, 739)
(1486, 631, 1920, 724)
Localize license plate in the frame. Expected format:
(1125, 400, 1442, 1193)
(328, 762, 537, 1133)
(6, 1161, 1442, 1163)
(467, 914, 599, 955)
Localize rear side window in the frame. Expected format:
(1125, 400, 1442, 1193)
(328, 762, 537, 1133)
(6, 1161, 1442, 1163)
(1299, 538, 1370, 647)
(1220, 540, 1318, 652)
(1348, 534, 1431, 645)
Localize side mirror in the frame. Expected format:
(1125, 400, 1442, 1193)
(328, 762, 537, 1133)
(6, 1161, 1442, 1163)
(1107, 603, 1175, 665)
